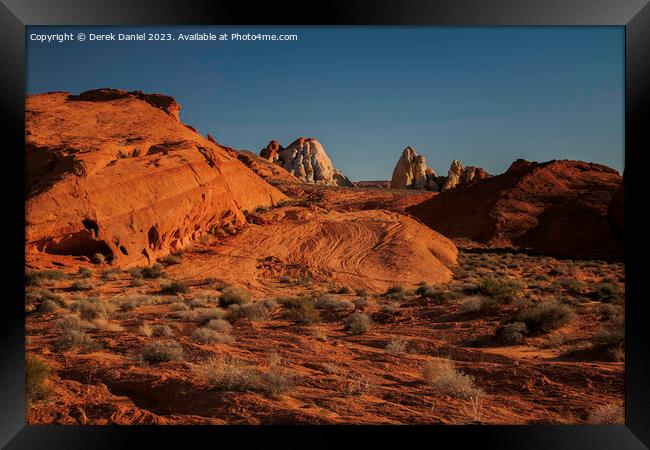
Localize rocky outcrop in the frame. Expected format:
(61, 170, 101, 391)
(26, 89, 286, 267)
(260, 137, 352, 186)
(442, 160, 489, 191)
(607, 178, 624, 240)
(408, 159, 623, 260)
(390, 147, 438, 191)
(236, 150, 301, 185)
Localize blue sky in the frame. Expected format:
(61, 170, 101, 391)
(27, 26, 624, 180)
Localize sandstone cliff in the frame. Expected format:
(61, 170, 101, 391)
(26, 89, 286, 267)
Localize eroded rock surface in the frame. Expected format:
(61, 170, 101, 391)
(408, 159, 623, 260)
(390, 147, 438, 190)
(26, 89, 286, 266)
(260, 138, 352, 186)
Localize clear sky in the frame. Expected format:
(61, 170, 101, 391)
(26, 26, 624, 180)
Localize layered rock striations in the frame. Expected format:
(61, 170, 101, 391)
(26, 89, 286, 267)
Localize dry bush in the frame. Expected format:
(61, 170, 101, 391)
(342, 374, 371, 396)
(458, 296, 486, 314)
(219, 286, 251, 307)
(314, 294, 354, 310)
(139, 322, 153, 337)
(192, 356, 262, 391)
(92, 253, 106, 264)
(421, 358, 483, 399)
(494, 322, 528, 345)
(139, 263, 168, 279)
(205, 318, 233, 334)
(194, 308, 225, 323)
(385, 338, 408, 354)
(77, 267, 93, 278)
(26, 354, 50, 405)
(160, 280, 190, 295)
(353, 297, 370, 309)
(477, 275, 522, 303)
(345, 312, 372, 335)
(141, 340, 184, 363)
(26, 270, 67, 287)
(39, 299, 59, 313)
(191, 327, 235, 344)
(54, 329, 94, 352)
(279, 297, 319, 324)
(228, 302, 270, 322)
(588, 403, 624, 424)
(91, 318, 124, 332)
(69, 298, 117, 321)
(515, 302, 574, 334)
(100, 268, 121, 281)
(262, 367, 295, 397)
(161, 253, 182, 265)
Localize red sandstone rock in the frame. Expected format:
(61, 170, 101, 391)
(408, 159, 623, 260)
(26, 90, 286, 267)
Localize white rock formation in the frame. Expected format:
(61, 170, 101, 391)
(261, 137, 351, 186)
(390, 147, 438, 190)
(442, 160, 463, 191)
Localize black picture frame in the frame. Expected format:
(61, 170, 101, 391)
(2, 0, 648, 448)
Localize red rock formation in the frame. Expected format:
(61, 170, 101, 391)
(260, 140, 283, 161)
(26, 90, 286, 267)
(607, 178, 624, 240)
(408, 159, 623, 260)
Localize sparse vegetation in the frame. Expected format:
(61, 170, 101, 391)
(160, 280, 190, 295)
(141, 340, 184, 363)
(514, 302, 574, 334)
(192, 356, 262, 392)
(494, 322, 528, 344)
(421, 358, 483, 399)
(228, 302, 270, 322)
(92, 253, 106, 264)
(314, 294, 354, 310)
(345, 312, 372, 334)
(192, 327, 235, 344)
(385, 338, 408, 354)
(54, 328, 95, 352)
(279, 296, 319, 324)
(26, 269, 66, 286)
(205, 318, 233, 334)
(161, 253, 182, 265)
(26, 355, 50, 404)
(219, 286, 251, 307)
(477, 275, 522, 303)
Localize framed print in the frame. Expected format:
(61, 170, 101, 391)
(1, 0, 648, 448)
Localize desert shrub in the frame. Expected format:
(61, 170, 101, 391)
(314, 294, 354, 310)
(26, 289, 65, 312)
(70, 280, 92, 291)
(597, 303, 623, 320)
(592, 319, 624, 361)
(160, 280, 189, 295)
(100, 268, 121, 281)
(588, 403, 624, 424)
(458, 296, 486, 314)
(379, 300, 400, 313)
(26, 355, 50, 404)
(219, 286, 251, 307)
(189, 297, 209, 308)
(262, 367, 295, 397)
(279, 297, 319, 324)
(54, 329, 94, 352)
(91, 318, 124, 332)
(343, 374, 371, 396)
(78, 267, 93, 278)
(26, 269, 66, 286)
(206, 318, 233, 333)
(228, 302, 269, 322)
(39, 299, 60, 313)
(279, 275, 292, 284)
(514, 302, 574, 334)
(556, 277, 584, 294)
(69, 298, 116, 320)
(194, 307, 225, 324)
(161, 253, 182, 265)
(261, 298, 278, 310)
(92, 253, 106, 264)
(477, 275, 522, 303)
(355, 288, 368, 297)
(337, 286, 352, 294)
(172, 302, 191, 312)
(192, 356, 262, 391)
(141, 340, 184, 363)
(192, 327, 235, 344)
(139, 323, 153, 337)
(383, 284, 407, 300)
(153, 324, 174, 337)
(385, 338, 408, 354)
(353, 297, 370, 309)
(591, 283, 624, 304)
(494, 322, 528, 344)
(421, 358, 483, 399)
(54, 314, 82, 331)
(140, 263, 167, 279)
(345, 312, 372, 335)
